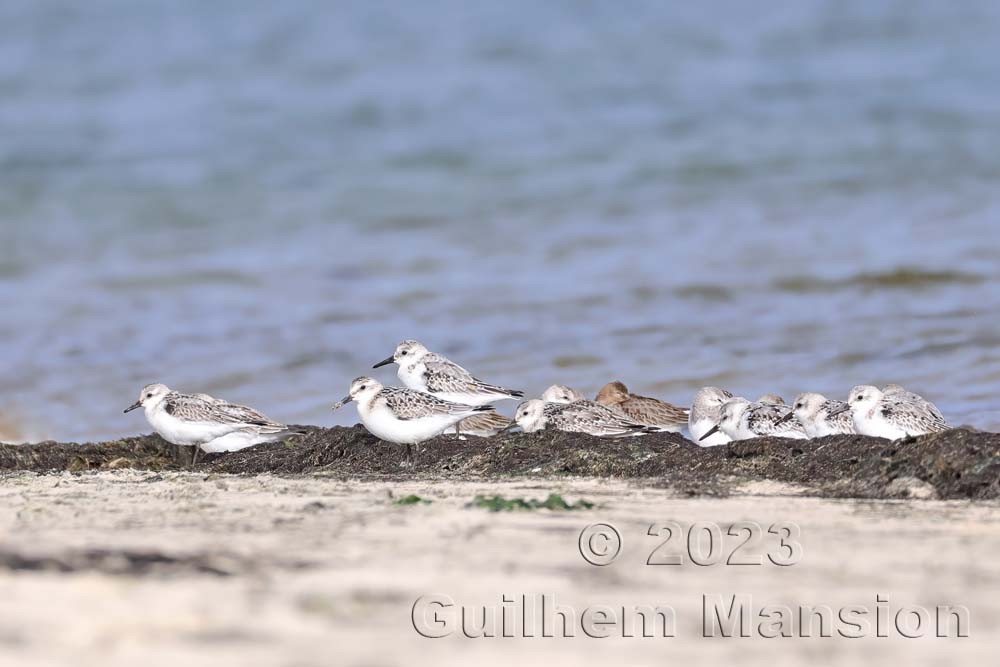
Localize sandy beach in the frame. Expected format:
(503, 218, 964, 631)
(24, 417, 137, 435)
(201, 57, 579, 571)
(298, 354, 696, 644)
(1, 468, 996, 666)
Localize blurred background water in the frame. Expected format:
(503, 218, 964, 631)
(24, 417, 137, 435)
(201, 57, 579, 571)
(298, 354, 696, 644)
(1, 0, 999, 442)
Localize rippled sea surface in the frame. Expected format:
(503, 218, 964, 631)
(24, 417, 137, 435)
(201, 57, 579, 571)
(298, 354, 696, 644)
(1, 1, 999, 442)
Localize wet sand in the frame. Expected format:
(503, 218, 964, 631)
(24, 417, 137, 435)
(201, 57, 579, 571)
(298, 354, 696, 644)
(0, 471, 997, 666)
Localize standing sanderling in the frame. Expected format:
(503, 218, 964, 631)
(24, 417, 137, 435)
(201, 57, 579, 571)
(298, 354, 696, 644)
(701, 397, 808, 442)
(456, 411, 514, 438)
(512, 399, 654, 438)
(832, 385, 948, 439)
(372, 340, 523, 406)
(124, 383, 304, 462)
(689, 386, 735, 446)
(539, 384, 587, 404)
(783, 392, 855, 437)
(594, 381, 688, 432)
(335, 377, 493, 444)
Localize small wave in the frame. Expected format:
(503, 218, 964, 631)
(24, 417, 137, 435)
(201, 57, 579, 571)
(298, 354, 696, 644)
(674, 284, 733, 301)
(552, 355, 603, 369)
(773, 267, 985, 293)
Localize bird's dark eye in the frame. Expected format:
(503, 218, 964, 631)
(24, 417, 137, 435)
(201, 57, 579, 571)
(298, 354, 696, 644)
(360, 385, 366, 390)
(400, 350, 407, 355)
(146, 393, 153, 398)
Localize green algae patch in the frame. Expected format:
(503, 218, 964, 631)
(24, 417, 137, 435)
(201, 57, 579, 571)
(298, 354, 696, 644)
(469, 493, 594, 512)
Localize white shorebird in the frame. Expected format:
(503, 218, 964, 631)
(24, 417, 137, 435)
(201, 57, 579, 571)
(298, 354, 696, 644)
(594, 381, 688, 433)
(512, 399, 654, 438)
(124, 383, 303, 462)
(701, 397, 807, 442)
(783, 392, 855, 437)
(689, 386, 734, 446)
(335, 377, 492, 444)
(831, 385, 948, 439)
(538, 384, 654, 434)
(372, 340, 522, 406)
(756, 394, 786, 405)
(539, 384, 587, 404)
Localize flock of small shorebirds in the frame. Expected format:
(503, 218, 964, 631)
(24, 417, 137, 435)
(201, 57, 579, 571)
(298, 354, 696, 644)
(124, 339, 951, 461)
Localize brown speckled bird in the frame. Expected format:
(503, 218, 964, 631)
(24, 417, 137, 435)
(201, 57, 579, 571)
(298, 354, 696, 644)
(594, 381, 689, 433)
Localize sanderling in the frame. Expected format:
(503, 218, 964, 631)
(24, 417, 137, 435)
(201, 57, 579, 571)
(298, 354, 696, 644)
(512, 399, 653, 438)
(372, 340, 523, 406)
(335, 376, 492, 444)
(689, 386, 735, 446)
(701, 397, 807, 442)
(881, 384, 946, 422)
(456, 410, 513, 438)
(594, 381, 688, 432)
(124, 383, 303, 462)
(539, 384, 587, 404)
(756, 394, 786, 405)
(832, 385, 948, 439)
(784, 392, 855, 437)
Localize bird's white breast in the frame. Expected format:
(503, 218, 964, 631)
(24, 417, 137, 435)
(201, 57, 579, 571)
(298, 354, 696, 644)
(357, 399, 459, 444)
(689, 417, 731, 446)
(397, 363, 428, 392)
(146, 405, 235, 446)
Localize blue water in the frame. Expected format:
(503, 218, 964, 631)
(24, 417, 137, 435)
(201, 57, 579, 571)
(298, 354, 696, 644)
(1, 1, 999, 442)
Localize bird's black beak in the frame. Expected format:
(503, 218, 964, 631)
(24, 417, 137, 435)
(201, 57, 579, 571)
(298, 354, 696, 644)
(124, 401, 142, 414)
(332, 396, 353, 411)
(828, 405, 850, 417)
(774, 412, 793, 426)
(372, 356, 394, 369)
(499, 423, 522, 434)
(699, 425, 720, 442)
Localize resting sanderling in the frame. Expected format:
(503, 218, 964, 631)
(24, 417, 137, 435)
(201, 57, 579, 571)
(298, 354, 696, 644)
(688, 387, 734, 446)
(512, 399, 653, 438)
(756, 394, 786, 405)
(701, 397, 807, 442)
(832, 385, 948, 439)
(784, 392, 855, 437)
(537, 384, 651, 433)
(539, 384, 587, 404)
(594, 381, 688, 433)
(335, 377, 492, 444)
(881, 384, 946, 422)
(372, 340, 522, 406)
(456, 410, 513, 438)
(124, 383, 303, 462)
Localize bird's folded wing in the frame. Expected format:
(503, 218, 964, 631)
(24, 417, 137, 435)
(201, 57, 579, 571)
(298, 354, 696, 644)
(882, 400, 948, 432)
(382, 388, 473, 419)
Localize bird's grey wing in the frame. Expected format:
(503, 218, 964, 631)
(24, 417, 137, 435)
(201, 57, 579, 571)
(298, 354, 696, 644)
(163, 394, 226, 423)
(748, 404, 803, 436)
(382, 388, 479, 419)
(822, 400, 855, 433)
(422, 359, 476, 393)
(166, 393, 284, 429)
(552, 401, 648, 437)
(423, 359, 521, 397)
(213, 402, 286, 428)
(881, 399, 948, 435)
(888, 389, 946, 422)
(918, 398, 946, 422)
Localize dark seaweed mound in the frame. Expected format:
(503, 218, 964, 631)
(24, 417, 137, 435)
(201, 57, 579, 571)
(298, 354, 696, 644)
(2, 426, 997, 500)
